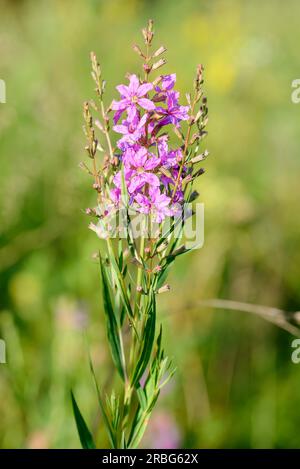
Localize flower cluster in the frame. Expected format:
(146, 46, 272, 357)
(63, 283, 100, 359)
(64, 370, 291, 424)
(110, 73, 189, 223)
(77, 20, 208, 451)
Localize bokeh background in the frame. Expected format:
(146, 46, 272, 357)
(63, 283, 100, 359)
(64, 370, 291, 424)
(1, 0, 300, 449)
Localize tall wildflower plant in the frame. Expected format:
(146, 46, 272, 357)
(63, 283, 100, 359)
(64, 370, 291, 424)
(72, 20, 208, 449)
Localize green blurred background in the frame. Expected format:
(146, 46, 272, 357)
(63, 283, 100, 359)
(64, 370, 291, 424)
(1, 0, 300, 449)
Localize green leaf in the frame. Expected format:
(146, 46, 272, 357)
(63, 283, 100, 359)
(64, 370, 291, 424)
(136, 385, 147, 410)
(120, 431, 127, 449)
(71, 391, 96, 449)
(99, 253, 125, 381)
(155, 263, 173, 290)
(105, 240, 134, 319)
(131, 291, 156, 387)
(88, 355, 117, 448)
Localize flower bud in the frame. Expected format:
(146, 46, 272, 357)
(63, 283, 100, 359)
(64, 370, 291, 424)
(95, 119, 104, 132)
(133, 44, 145, 58)
(157, 284, 171, 294)
(92, 182, 101, 192)
(152, 58, 167, 71)
(152, 46, 167, 58)
(190, 150, 209, 163)
(156, 241, 169, 253)
(188, 190, 200, 202)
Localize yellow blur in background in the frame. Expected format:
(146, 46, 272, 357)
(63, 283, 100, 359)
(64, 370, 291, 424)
(1, 0, 300, 448)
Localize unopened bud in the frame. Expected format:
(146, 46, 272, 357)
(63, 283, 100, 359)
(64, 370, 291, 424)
(92, 182, 101, 192)
(188, 190, 200, 202)
(143, 63, 152, 75)
(153, 46, 167, 58)
(131, 257, 143, 267)
(133, 44, 145, 58)
(157, 284, 170, 294)
(152, 58, 167, 71)
(153, 75, 163, 87)
(193, 167, 205, 178)
(95, 119, 104, 132)
(157, 241, 168, 253)
(194, 109, 203, 122)
(190, 150, 209, 164)
(112, 156, 119, 166)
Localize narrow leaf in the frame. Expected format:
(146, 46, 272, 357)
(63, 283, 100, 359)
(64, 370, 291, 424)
(71, 391, 96, 449)
(99, 253, 125, 381)
(88, 355, 117, 448)
(131, 291, 156, 387)
(105, 239, 134, 319)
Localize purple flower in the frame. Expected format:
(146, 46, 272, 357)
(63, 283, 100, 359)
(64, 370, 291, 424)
(158, 137, 183, 168)
(126, 147, 160, 193)
(113, 114, 148, 149)
(156, 73, 176, 92)
(110, 187, 121, 204)
(112, 147, 160, 195)
(111, 74, 155, 123)
(108, 71, 191, 222)
(135, 186, 173, 223)
(157, 91, 189, 127)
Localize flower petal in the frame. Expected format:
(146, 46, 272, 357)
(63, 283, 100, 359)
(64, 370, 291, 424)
(138, 98, 156, 111)
(128, 174, 144, 193)
(116, 84, 130, 98)
(111, 98, 128, 111)
(141, 173, 160, 187)
(144, 156, 161, 170)
(161, 74, 176, 91)
(136, 82, 153, 97)
(113, 124, 129, 134)
(128, 74, 140, 94)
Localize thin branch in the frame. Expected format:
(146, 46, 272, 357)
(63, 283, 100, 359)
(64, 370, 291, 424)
(167, 298, 300, 337)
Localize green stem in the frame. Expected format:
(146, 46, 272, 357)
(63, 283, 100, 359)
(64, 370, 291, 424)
(135, 234, 145, 317)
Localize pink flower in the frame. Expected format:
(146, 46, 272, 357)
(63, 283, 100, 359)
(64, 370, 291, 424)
(126, 147, 160, 193)
(109, 72, 190, 219)
(158, 137, 183, 168)
(135, 186, 173, 223)
(157, 91, 189, 127)
(111, 74, 155, 123)
(113, 114, 148, 149)
(157, 73, 176, 91)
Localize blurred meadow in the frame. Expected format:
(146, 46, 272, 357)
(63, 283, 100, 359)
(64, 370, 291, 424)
(1, 0, 300, 448)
